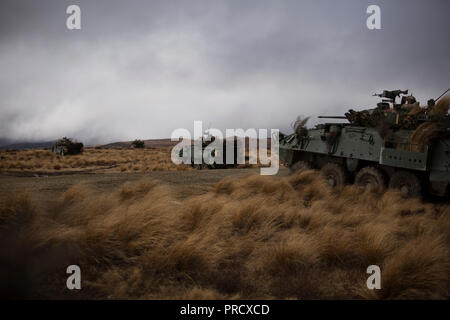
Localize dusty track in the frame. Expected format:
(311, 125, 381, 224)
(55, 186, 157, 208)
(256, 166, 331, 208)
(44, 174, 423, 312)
(0, 168, 289, 201)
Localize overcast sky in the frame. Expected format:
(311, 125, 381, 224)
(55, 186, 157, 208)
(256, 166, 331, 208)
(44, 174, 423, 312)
(0, 0, 449, 145)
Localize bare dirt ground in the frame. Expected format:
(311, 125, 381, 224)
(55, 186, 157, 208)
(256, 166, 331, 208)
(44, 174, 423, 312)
(0, 168, 284, 202)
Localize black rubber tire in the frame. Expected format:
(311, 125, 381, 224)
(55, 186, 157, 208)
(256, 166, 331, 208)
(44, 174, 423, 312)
(388, 171, 422, 198)
(289, 161, 310, 174)
(321, 163, 348, 188)
(354, 166, 386, 191)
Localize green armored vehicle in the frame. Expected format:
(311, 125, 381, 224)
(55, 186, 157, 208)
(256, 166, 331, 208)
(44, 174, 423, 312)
(279, 89, 450, 198)
(52, 137, 83, 156)
(179, 134, 240, 169)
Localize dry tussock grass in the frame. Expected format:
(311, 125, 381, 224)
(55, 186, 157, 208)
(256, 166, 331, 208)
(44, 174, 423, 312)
(0, 170, 449, 299)
(0, 147, 192, 173)
(409, 96, 450, 151)
(429, 96, 450, 117)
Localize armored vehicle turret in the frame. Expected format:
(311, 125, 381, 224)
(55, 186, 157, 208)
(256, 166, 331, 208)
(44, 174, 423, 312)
(279, 89, 450, 198)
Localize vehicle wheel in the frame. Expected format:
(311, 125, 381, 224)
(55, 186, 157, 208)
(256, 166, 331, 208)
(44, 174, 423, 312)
(389, 171, 422, 198)
(289, 161, 309, 174)
(321, 163, 348, 188)
(354, 166, 386, 191)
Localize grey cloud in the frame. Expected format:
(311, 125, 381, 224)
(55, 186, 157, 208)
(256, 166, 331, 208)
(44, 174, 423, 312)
(0, 0, 449, 144)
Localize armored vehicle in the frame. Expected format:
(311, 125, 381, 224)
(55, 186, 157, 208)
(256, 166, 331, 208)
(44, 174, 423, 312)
(179, 134, 241, 169)
(52, 137, 83, 156)
(279, 89, 450, 198)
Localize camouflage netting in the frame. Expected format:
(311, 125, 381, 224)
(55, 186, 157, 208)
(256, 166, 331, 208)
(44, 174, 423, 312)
(410, 97, 450, 151)
(292, 116, 310, 138)
(407, 105, 423, 115)
(429, 96, 450, 116)
(410, 122, 446, 152)
(289, 95, 449, 152)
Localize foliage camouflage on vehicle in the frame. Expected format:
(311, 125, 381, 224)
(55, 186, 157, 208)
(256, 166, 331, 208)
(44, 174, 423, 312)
(184, 135, 240, 170)
(52, 137, 84, 156)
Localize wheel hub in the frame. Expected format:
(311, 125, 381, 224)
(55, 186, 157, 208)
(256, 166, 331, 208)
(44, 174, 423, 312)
(400, 185, 409, 194)
(327, 177, 336, 187)
(363, 176, 376, 189)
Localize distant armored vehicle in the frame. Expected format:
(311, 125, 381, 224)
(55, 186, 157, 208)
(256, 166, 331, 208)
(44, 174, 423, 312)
(131, 139, 145, 148)
(187, 135, 240, 169)
(177, 133, 245, 169)
(52, 137, 83, 155)
(279, 89, 450, 198)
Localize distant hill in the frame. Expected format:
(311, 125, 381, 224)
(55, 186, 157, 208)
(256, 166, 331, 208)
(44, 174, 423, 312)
(0, 137, 272, 151)
(0, 138, 12, 147)
(0, 140, 56, 150)
(0, 138, 183, 151)
(101, 139, 179, 149)
(100, 137, 271, 149)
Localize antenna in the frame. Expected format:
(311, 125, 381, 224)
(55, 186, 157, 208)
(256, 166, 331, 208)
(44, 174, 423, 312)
(435, 88, 450, 102)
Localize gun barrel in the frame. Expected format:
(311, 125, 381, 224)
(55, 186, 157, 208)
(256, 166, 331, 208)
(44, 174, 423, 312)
(318, 116, 347, 119)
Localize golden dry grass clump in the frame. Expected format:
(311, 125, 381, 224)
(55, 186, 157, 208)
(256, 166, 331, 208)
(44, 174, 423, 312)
(0, 146, 273, 173)
(429, 96, 450, 117)
(0, 147, 192, 173)
(410, 96, 450, 151)
(410, 121, 446, 151)
(0, 170, 449, 299)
